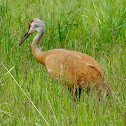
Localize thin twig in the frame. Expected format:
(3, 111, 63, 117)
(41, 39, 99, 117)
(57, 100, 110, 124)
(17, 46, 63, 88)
(1, 63, 50, 126)
(1, 66, 15, 80)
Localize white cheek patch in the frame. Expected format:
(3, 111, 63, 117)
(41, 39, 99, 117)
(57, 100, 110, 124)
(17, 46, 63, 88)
(28, 28, 34, 34)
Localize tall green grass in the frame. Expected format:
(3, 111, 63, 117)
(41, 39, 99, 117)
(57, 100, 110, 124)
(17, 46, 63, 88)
(0, 0, 126, 125)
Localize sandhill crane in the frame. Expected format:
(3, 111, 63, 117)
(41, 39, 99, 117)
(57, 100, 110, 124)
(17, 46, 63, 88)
(19, 18, 112, 101)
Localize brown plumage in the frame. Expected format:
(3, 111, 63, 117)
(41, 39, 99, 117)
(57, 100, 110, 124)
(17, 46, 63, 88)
(19, 18, 112, 101)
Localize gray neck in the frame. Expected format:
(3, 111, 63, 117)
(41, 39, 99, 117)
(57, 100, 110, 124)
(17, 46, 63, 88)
(31, 31, 44, 59)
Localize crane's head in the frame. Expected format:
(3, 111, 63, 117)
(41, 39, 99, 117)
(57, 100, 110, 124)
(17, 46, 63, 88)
(19, 18, 45, 46)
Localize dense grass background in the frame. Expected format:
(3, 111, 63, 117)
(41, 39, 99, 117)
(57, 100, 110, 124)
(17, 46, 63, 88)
(0, 0, 126, 125)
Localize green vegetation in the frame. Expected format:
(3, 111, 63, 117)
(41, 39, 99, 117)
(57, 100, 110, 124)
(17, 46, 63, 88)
(0, 0, 126, 125)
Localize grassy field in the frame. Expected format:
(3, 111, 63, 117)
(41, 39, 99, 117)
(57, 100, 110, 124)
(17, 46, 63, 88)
(0, 0, 126, 125)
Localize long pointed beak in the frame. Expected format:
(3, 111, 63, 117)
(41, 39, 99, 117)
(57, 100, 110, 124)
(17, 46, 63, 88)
(19, 31, 30, 46)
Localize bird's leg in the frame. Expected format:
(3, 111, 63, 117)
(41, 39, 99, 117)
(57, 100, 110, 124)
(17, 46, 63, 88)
(69, 88, 82, 102)
(69, 88, 77, 102)
(79, 88, 82, 99)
